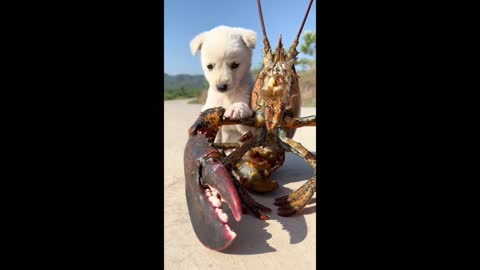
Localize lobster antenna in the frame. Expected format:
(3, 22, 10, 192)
(294, 0, 314, 44)
(257, 0, 271, 55)
(257, 0, 268, 40)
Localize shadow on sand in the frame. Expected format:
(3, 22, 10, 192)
(222, 152, 316, 255)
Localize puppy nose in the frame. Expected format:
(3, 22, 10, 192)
(216, 84, 228, 92)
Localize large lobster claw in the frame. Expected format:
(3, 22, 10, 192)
(184, 127, 242, 251)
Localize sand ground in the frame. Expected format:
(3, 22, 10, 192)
(164, 99, 316, 270)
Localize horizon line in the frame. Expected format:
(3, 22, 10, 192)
(164, 72, 204, 76)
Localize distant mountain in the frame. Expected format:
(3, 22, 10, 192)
(164, 73, 208, 91)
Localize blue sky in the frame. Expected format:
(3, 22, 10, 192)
(164, 0, 316, 75)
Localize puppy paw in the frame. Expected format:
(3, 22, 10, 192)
(224, 102, 253, 120)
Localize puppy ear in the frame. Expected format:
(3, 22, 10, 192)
(238, 29, 257, 50)
(190, 32, 206, 55)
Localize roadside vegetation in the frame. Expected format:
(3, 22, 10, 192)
(164, 87, 203, 100)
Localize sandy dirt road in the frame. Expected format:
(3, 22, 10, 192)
(164, 99, 316, 270)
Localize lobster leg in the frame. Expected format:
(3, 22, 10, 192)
(281, 115, 316, 128)
(188, 107, 225, 136)
(221, 130, 272, 219)
(212, 142, 241, 149)
(188, 107, 259, 137)
(233, 178, 271, 220)
(212, 129, 256, 150)
(274, 129, 316, 216)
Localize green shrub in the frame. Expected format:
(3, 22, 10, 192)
(163, 87, 204, 100)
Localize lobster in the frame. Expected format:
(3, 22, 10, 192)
(184, 0, 316, 251)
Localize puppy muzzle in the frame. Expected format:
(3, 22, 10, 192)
(216, 84, 228, 92)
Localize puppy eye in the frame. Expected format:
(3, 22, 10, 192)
(207, 64, 214, 71)
(231, 63, 239, 69)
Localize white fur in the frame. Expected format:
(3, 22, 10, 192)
(190, 25, 257, 144)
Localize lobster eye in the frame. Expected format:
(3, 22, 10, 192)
(231, 63, 239, 69)
(207, 64, 214, 71)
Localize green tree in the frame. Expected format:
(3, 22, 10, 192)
(300, 31, 316, 56)
(298, 31, 316, 71)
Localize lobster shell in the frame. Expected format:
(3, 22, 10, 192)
(250, 65, 302, 138)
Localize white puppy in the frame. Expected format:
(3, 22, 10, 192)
(190, 25, 257, 145)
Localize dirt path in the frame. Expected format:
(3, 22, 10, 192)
(164, 99, 316, 270)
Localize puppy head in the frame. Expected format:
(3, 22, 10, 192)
(190, 26, 257, 93)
